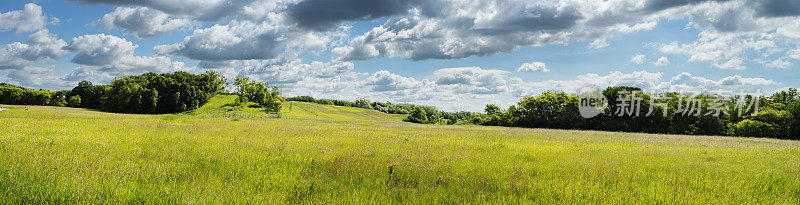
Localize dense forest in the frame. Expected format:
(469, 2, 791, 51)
(1, 71, 227, 114)
(469, 87, 800, 140)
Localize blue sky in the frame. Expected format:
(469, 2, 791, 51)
(1, 0, 799, 111)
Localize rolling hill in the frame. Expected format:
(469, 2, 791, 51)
(190, 94, 406, 123)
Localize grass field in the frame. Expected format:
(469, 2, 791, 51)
(1, 94, 799, 203)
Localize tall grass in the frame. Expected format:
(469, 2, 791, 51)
(0, 97, 798, 203)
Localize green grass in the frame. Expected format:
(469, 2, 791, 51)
(1, 95, 799, 203)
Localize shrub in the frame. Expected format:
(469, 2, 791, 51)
(405, 107, 429, 123)
(355, 98, 372, 109)
(731, 119, 779, 138)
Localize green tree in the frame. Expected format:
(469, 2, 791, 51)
(234, 76, 283, 113)
(405, 107, 429, 123)
(789, 101, 800, 139)
(516, 92, 579, 129)
(485, 104, 500, 115)
(354, 98, 372, 109)
(68, 95, 81, 107)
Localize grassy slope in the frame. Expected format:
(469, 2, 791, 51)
(190, 94, 404, 123)
(0, 95, 799, 203)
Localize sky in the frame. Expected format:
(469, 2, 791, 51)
(1, 0, 799, 112)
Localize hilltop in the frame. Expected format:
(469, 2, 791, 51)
(189, 94, 406, 122)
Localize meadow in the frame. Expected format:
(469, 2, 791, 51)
(1, 95, 799, 203)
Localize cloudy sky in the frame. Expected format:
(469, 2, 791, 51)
(1, 0, 799, 111)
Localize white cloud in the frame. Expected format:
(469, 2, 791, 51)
(95, 7, 192, 38)
(0, 3, 51, 33)
(761, 58, 793, 69)
(239, 57, 354, 84)
(68, 0, 252, 21)
(0, 30, 67, 70)
(789, 49, 800, 60)
(654, 56, 671, 66)
(509, 70, 780, 98)
(236, 55, 359, 97)
(155, 22, 282, 61)
(658, 32, 774, 70)
(509, 71, 666, 97)
(433, 67, 510, 94)
(5, 66, 73, 89)
(630, 54, 647, 64)
(589, 39, 610, 49)
(62, 0, 800, 70)
(65, 34, 189, 82)
(517, 61, 549, 72)
(653, 1, 800, 70)
(363, 70, 423, 92)
(155, 19, 337, 61)
(67, 34, 138, 66)
(714, 58, 746, 70)
(718, 75, 777, 86)
(331, 0, 746, 61)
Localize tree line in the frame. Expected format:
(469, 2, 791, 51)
(287, 87, 799, 139)
(419, 87, 800, 140)
(1, 71, 226, 114)
(286, 96, 415, 114)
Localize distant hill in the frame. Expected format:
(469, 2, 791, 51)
(190, 94, 406, 122)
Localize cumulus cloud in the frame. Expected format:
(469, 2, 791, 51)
(509, 70, 778, 97)
(64, 0, 800, 70)
(654, 56, 671, 66)
(789, 49, 800, 60)
(67, 34, 138, 66)
(714, 58, 746, 70)
(330, 0, 727, 61)
(589, 39, 610, 49)
(630, 54, 647, 64)
(651, 0, 800, 70)
(5, 66, 74, 89)
(239, 57, 354, 84)
(364, 70, 423, 92)
(287, 0, 435, 30)
(95, 7, 191, 38)
(0, 30, 67, 70)
(658, 32, 775, 70)
(517, 61, 549, 72)
(236, 55, 358, 96)
(718, 75, 777, 86)
(511, 71, 630, 97)
(759, 58, 792, 68)
(323, 0, 800, 69)
(155, 19, 338, 61)
(68, 0, 256, 21)
(65, 34, 188, 81)
(0, 3, 51, 33)
(332, 1, 588, 61)
(434, 67, 509, 94)
(155, 22, 283, 61)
